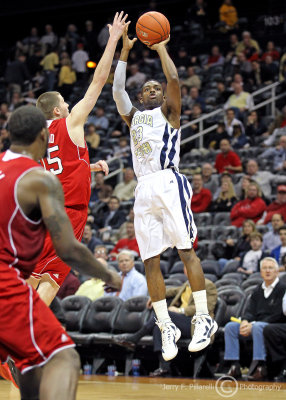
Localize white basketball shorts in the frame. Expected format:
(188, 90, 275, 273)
(134, 168, 197, 261)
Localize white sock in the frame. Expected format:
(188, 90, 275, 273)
(192, 290, 209, 315)
(152, 299, 171, 322)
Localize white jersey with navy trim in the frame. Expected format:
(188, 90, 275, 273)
(130, 107, 180, 178)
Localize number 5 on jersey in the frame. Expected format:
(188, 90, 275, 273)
(46, 145, 63, 175)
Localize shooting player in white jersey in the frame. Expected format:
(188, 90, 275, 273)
(112, 26, 217, 362)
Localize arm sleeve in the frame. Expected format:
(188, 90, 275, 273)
(112, 61, 133, 116)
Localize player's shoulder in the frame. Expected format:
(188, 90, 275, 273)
(21, 168, 61, 193)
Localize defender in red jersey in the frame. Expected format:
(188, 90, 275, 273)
(0, 105, 121, 399)
(27, 11, 130, 306)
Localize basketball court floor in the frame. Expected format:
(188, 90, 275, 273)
(1, 375, 286, 399)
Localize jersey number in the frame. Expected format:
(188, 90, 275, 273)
(47, 145, 63, 175)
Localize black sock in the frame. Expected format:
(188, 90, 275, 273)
(128, 325, 151, 342)
(158, 354, 171, 371)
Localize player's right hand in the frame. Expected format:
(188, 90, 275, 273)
(148, 35, 170, 51)
(108, 11, 130, 41)
(105, 271, 122, 291)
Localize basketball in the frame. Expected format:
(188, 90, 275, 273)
(136, 11, 170, 46)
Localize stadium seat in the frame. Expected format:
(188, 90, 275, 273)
(169, 260, 184, 274)
(201, 260, 220, 276)
(241, 276, 263, 290)
(193, 212, 212, 226)
(167, 273, 188, 284)
(221, 259, 240, 275)
(211, 225, 238, 241)
(217, 286, 246, 326)
(212, 212, 231, 226)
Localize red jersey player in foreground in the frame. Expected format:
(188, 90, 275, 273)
(0, 105, 121, 399)
(27, 11, 129, 306)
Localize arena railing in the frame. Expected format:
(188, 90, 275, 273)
(180, 81, 286, 148)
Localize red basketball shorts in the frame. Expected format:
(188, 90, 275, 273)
(32, 207, 87, 286)
(0, 271, 74, 373)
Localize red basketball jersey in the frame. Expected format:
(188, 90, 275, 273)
(0, 150, 46, 280)
(41, 118, 91, 210)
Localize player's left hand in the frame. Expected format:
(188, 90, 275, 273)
(148, 35, 170, 51)
(90, 160, 109, 175)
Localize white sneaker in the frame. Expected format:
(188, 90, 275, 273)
(188, 314, 218, 352)
(156, 320, 181, 361)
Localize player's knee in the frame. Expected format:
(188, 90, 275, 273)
(178, 248, 200, 265)
(55, 348, 80, 374)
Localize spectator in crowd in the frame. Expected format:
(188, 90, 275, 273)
(112, 136, 131, 162)
(75, 249, 111, 300)
(113, 272, 217, 377)
(86, 106, 109, 133)
(236, 52, 253, 81)
(258, 135, 286, 173)
(248, 60, 262, 89)
(218, 0, 238, 32)
(230, 181, 267, 227)
(218, 219, 257, 272)
(82, 222, 102, 253)
(113, 167, 137, 201)
(56, 270, 81, 300)
(263, 105, 286, 143)
(64, 24, 80, 55)
(201, 162, 219, 193)
(183, 103, 203, 130)
(245, 110, 268, 145)
(221, 257, 286, 381)
(209, 178, 237, 212)
(214, 138, 243, 174)
(109, 221, 140, 259)
(40, 45, 59, 91)
(180, 66, 201, 89)
(181, 85, 192, 113)
(230, 124, 249, 149)
(174, 47, 191, 70)
(187, 0, 209, 35)
(58, 57, 76, 100)
(270, 225, 286, 271)
(126, 64, 146, 89)
(225, 33, 239, 62)
(104, 250, 148, 301)
(16, 27, 40, 57)
(263, 323, 286, 382)
(224, 108, 245, 137)
(261, 41, 280, 62)
(243, 159, 286, 201)
(4, 54, 31, 96)
(94, 195, 127, 235)
(83, 20, 97, 61)
(40, 24, 58, 55)
(191, 173, 212, 213)
(224, 81, 254, 119)
(261, 55, 279, 85)
(262, 214, 284, 253)
(206, 121, 228, 149)
(216, 81, 232, 105)
(183, 86, 206, 115)
(203, 45, 224, 70)
(237, 232, 266, 275)
(90, 171, 113, 205)
(85, 123, 100, 161)
(235, 31, 260, 60)
(112, 207, 135, 242)
(0, 128, 10, 152)
(71, 43, 89, 82)
(261, 185, 286, 225)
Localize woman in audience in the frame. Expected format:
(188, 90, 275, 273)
(210, 178, 237, 212)
(218, 219, 258, 273)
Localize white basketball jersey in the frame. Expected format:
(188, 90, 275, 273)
(130, 107, 181, 178)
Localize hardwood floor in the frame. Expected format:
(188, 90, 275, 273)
(1, 375, 286, 399)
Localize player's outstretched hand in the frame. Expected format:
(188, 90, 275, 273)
(105, 271, 122, 291)
(122, 25, 137, 51)
(148, 35, 170, 51)
(90, 160, 109, 175)
(108, 11, 130, 41)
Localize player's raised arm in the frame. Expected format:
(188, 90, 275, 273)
(149, 38, 181, 129)
(29, 170, 121, 289)
(69, 12, 130, 127)
(112, 25, 138, 128)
